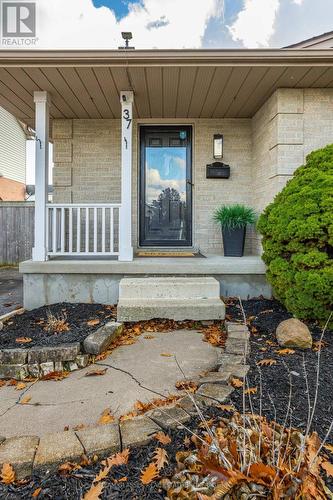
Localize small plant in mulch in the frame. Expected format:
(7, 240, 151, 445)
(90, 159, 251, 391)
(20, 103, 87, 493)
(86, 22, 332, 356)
(44, 310, 70, 334)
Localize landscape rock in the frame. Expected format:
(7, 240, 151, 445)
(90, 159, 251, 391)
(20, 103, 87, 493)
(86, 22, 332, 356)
(225, 339, 250, 355)
(0, 364, 28, 381)
(54, 361, 63, 372)
(217, 353, 245, 367)
(0, 349, 27, 365)
(66, 362, 78, 372)
(120, 416, 161, 448)
(75, 355, 89, 368)
(40, 362, 54, 377)
(195, 371, 231, 386)
(0, 436, 39, 479)
(276, 318, 312, 349)
(76, 423, 120, 458)
(28, 364, 40, 378)
(227, 330, 250, 340)
(83, 322, 123, 355)
(27, 344, 80, 364)
(176, 395, 205, 415)
(226, 322, 247, 332)
(197, 383, 233, 403)
(34, 431, 84, 470)
(219, 364, 250, 379)
(147, 406, 190, 430)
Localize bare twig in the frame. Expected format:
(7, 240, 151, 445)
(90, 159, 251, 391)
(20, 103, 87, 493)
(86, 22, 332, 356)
(306, 312, 332, 434)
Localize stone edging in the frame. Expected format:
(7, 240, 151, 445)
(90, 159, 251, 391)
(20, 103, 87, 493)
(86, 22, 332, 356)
(0, 322, 250, 479)
(0, 319, 124, 380)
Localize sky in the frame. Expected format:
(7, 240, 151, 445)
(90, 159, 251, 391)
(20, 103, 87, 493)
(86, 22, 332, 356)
(3, 0, 332, 51)
(13, 0, 333, 183)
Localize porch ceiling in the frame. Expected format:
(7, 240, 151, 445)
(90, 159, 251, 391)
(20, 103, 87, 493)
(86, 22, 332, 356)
(1, 49, 333, 126)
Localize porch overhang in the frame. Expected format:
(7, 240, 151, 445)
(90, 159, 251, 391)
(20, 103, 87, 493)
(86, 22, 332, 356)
(1, 48, 333, 126)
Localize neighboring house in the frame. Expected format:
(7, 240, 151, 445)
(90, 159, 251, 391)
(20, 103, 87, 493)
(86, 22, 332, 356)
(285, 30, 333, 48)
(0, 106, 26, 201)
(0, 34, 332, 309)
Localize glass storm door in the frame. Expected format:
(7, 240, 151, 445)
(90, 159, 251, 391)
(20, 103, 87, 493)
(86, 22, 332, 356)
(139, 126, 192, 247)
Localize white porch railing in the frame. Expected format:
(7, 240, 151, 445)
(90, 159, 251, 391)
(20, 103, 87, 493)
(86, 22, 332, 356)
(46, 204, 121, 257)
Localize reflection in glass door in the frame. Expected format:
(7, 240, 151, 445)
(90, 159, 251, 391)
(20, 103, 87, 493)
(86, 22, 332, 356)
(139, 126, 192, 247)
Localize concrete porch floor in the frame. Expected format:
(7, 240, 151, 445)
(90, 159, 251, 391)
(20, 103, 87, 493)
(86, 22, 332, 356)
(20, 255, 271, 310)
(20, 254, 266, 275)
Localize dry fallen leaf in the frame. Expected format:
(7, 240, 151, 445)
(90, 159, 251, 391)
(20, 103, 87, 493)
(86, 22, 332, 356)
(85, 368, 107, 377)
(175, 380, 198, 393)
(15, 337, 32, 344)
(40, 371, 69, 381)
(113, 477, 127, 484)
(154, 431, 172, 445)
(104, 449, 130, 468)
(1, 463, 15, 484)
(15, 382, 27, 391)
(140, 462, 159, 484)
(257, 358, 277, 367)
(98, 409, 115, 425)
(275, 348, 295, 356)
(160, 353, 173, 357)
(245, 387, 258, 395)
(154, 448, 169, 470)
(20, 395, 31, 405)
(83, 481, 105, 500)
(218, 404, 235, 412)
(321, 461, 333, 477)
(32, 487, 42, 497)
(87, 319, 100, 327)
(313, 340, 328, 352)
(58, 462, 80, 476)
(230, 377, 244, 388)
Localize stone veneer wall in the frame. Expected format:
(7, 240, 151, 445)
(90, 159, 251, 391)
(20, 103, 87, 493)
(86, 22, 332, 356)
(52, 88, 333, 256)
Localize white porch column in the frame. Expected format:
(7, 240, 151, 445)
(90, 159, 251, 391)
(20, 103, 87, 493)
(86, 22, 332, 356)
(32, 91, 50, 261)
(119, 90, 134, 261)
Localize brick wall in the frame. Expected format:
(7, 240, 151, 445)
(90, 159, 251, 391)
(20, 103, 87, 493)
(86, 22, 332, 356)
(52, 88, 333, 255)
(252, 88, 333, 252)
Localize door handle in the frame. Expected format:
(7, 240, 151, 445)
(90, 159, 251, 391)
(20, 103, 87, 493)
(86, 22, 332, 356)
(186, 180, 194, 186)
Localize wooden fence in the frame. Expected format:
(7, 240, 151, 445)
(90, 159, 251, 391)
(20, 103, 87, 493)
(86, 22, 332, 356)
(0, 202, 34, 264)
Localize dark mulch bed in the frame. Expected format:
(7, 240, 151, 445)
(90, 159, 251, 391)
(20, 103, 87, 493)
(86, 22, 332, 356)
(226, 296, 333, 443)
(0, 303, 116, 349)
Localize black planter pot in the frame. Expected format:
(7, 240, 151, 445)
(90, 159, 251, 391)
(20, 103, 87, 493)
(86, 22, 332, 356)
(222, 226, 246, 257)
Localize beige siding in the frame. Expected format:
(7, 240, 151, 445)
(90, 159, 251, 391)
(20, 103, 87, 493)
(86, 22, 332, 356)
(0, 106, 26, 184)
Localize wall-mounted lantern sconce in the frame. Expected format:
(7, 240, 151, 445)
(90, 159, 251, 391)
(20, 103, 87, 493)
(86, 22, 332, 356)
(213, 134, 223, 159)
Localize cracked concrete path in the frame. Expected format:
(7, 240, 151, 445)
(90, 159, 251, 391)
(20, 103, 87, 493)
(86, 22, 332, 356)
(0, 329, 218, 437)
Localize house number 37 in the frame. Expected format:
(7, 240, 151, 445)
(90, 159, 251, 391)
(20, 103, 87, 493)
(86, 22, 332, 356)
(123, 109, 132, 149)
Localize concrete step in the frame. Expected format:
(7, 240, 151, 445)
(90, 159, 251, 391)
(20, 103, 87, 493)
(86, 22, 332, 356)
(117, 277, 225, 322)
(118, 277, 220, 300)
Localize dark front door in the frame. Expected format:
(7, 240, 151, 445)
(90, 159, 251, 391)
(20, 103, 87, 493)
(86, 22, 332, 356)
(139, 126, 192, 247)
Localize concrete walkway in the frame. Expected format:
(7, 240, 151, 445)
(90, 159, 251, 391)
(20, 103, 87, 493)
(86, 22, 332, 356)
(0, 329, 218, 437)
(0, 267, 23, 316)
